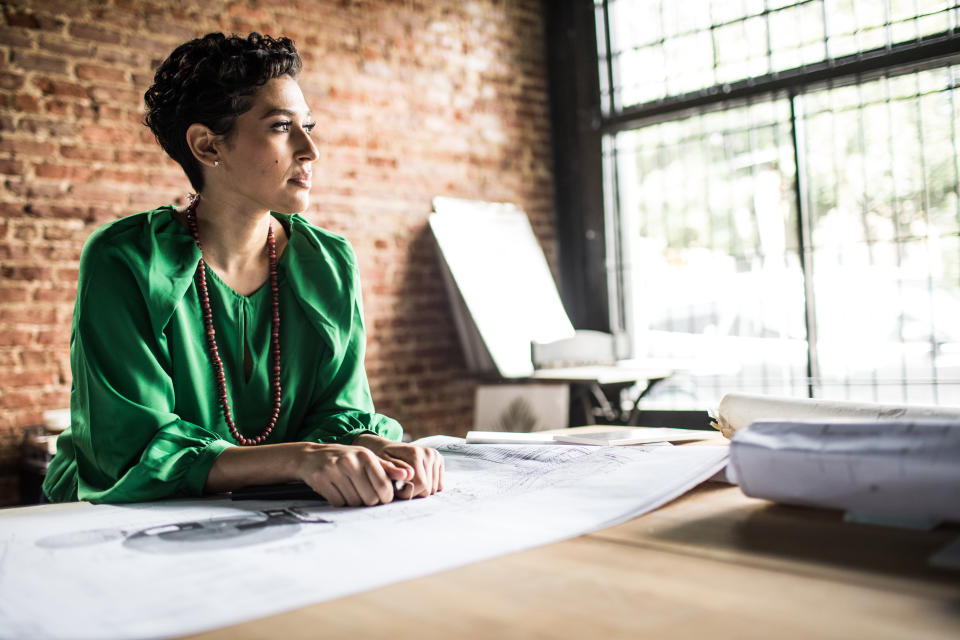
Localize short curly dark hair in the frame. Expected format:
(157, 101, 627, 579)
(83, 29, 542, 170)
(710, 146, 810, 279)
(144, 32, 302, 192)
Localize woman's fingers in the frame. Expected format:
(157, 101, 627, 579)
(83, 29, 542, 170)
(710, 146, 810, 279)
(300, 444, 402, 507)
(379, 456, 414, 483)
(375, 444, 445, 498)
(302, 443, 445, 506)
(432, 452, 444, 494)
(361, 459, 396, 505)
(413, 451, 431, 497)
(395, 481, 416, 500)
(309, 475, 347, 508)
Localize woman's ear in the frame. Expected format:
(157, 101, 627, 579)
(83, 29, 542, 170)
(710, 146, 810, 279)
(185, 123, 221, 169)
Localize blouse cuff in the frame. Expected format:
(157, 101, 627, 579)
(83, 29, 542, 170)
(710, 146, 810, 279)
(183, 439, 235, 496)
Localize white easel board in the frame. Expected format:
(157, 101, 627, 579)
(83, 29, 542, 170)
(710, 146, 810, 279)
(430, 197, 575, 377)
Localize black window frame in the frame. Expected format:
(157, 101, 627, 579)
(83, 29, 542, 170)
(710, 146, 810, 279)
(545, 0, 960, 400)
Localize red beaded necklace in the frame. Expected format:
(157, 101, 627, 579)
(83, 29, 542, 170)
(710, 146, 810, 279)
(185, 197, 282, 446)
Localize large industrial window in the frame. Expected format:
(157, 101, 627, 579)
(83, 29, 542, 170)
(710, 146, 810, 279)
(596, 0, 960, 407)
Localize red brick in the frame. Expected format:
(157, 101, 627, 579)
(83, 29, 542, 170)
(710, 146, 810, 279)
(4, 9, 64, 30)
(68, 183, 128, 204)
(33, 77, 88, 98)
(87, 205, 121, 221)
(27, 182, 69, 199)
(0, 330, 35, 348)
(94, 46, 149, 68)
(0, 244, 30, 259)
(144, 18, 194, 41)
(71, 104, 98, 120)
(36, 244, 82, 260)
(13, 93, 42, 113)
(44, 99, 70, 116)
(87, 85, 140, 104)
(12, 223, 38, 241)
(12, 52, 68, 74)
(33, 285, 77, 303)
(60, 145, 114, 162)
(17, 119, 76, 137)
(94, 168, 141, 184)
(68, 23, 123, 45)
(0, 286, 30, 303)
(0, 138, 55, 156)
(0, 27, 34, 49)
(38, 0, 89, 14)
(0, 72, 25, 91)
(37, 328, 70, 345)
(20, 349, 49, 368)
(75, 63, 127, 83)
(0, 159, 23, 175)
(42, 223, 87, 241)
(28, 202, 88, 218)
(34, 164, 77, 180)
(0, 389, 42, 409)
(80, 124, 138, 145)
(88, 8, 141, 32)
(0, 305, 56, 323)
(1, 265, 50, 281)
(40, 389, 69, 407)
(0, 352, 21, 368)
(38, 34, 95, 58)
(0, 371, 56, 387)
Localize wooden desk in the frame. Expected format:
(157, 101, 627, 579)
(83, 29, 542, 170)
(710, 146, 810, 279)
(192, 477, 960, 639)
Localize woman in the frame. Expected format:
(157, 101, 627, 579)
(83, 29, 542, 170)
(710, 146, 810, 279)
(42, 32, 443, 506)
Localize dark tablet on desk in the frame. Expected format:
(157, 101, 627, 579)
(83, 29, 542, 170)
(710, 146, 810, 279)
(230, 482, 326, 502)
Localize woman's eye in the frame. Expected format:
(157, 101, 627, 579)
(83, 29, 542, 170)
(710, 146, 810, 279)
(303, 123, 316, 134)
(272, 121, 292, 132)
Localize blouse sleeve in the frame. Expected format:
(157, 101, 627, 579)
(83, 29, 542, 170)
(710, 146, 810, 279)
(66, 242, 233, 503)
(296, 258, 403, 445)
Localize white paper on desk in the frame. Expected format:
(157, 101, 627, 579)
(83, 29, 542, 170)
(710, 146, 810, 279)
(0, 440, 727, 640)
(729, 420, 960, 524)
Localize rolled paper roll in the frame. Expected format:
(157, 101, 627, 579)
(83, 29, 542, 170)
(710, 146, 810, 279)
(711, 392, 960, 438)
(729, 419, 960, 526)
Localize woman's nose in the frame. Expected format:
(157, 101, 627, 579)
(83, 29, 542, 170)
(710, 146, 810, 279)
(298, 127, 319, 163)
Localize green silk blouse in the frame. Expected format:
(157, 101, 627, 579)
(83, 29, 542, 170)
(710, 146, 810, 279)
(42, 206, 402, 503)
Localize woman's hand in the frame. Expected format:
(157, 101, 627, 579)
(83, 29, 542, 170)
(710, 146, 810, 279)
(295, 442, 412, 507)
(353, 434, 445, 499)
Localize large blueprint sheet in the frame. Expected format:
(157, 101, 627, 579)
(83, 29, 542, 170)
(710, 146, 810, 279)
(0, 438, 728, 639)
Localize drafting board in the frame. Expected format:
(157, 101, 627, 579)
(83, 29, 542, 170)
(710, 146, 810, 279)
(429, 197, 575, 377)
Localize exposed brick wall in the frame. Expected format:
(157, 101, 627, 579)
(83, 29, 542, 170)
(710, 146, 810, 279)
(0, 0, 556, 505)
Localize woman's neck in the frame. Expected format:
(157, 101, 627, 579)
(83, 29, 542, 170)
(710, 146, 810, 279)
(192, 193, 273, 274)
(184, 191, 288, 296)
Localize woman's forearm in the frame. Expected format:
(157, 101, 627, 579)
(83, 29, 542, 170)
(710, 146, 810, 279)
(204, 442, 309, 493)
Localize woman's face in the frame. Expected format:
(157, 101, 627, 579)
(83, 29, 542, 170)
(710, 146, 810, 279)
(213, 75, 318, 214)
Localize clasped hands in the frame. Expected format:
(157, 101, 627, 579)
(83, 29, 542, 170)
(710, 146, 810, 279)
(297, 433, 444, 507)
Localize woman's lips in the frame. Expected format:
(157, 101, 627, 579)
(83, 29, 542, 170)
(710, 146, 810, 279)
(289, 173, 311, 188)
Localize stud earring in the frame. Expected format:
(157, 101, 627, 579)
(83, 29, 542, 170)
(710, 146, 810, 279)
(214, 160, 220, 167)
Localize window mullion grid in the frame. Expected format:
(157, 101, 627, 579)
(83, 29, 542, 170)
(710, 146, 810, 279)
(913, 71, 942, 401)
(950, 65, 960, 271)
(854, 80, 882, 399)
(698, 110, 722, 400)
(883, 74, 910, 404)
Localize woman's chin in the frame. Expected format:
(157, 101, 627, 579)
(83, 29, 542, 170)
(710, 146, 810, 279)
(271, 195, 311, 214)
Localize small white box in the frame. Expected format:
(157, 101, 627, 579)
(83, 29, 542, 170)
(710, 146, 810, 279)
(473, 383, 569, 431)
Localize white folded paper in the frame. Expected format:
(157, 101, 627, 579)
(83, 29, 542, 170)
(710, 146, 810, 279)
(729, 419, 960, 526)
